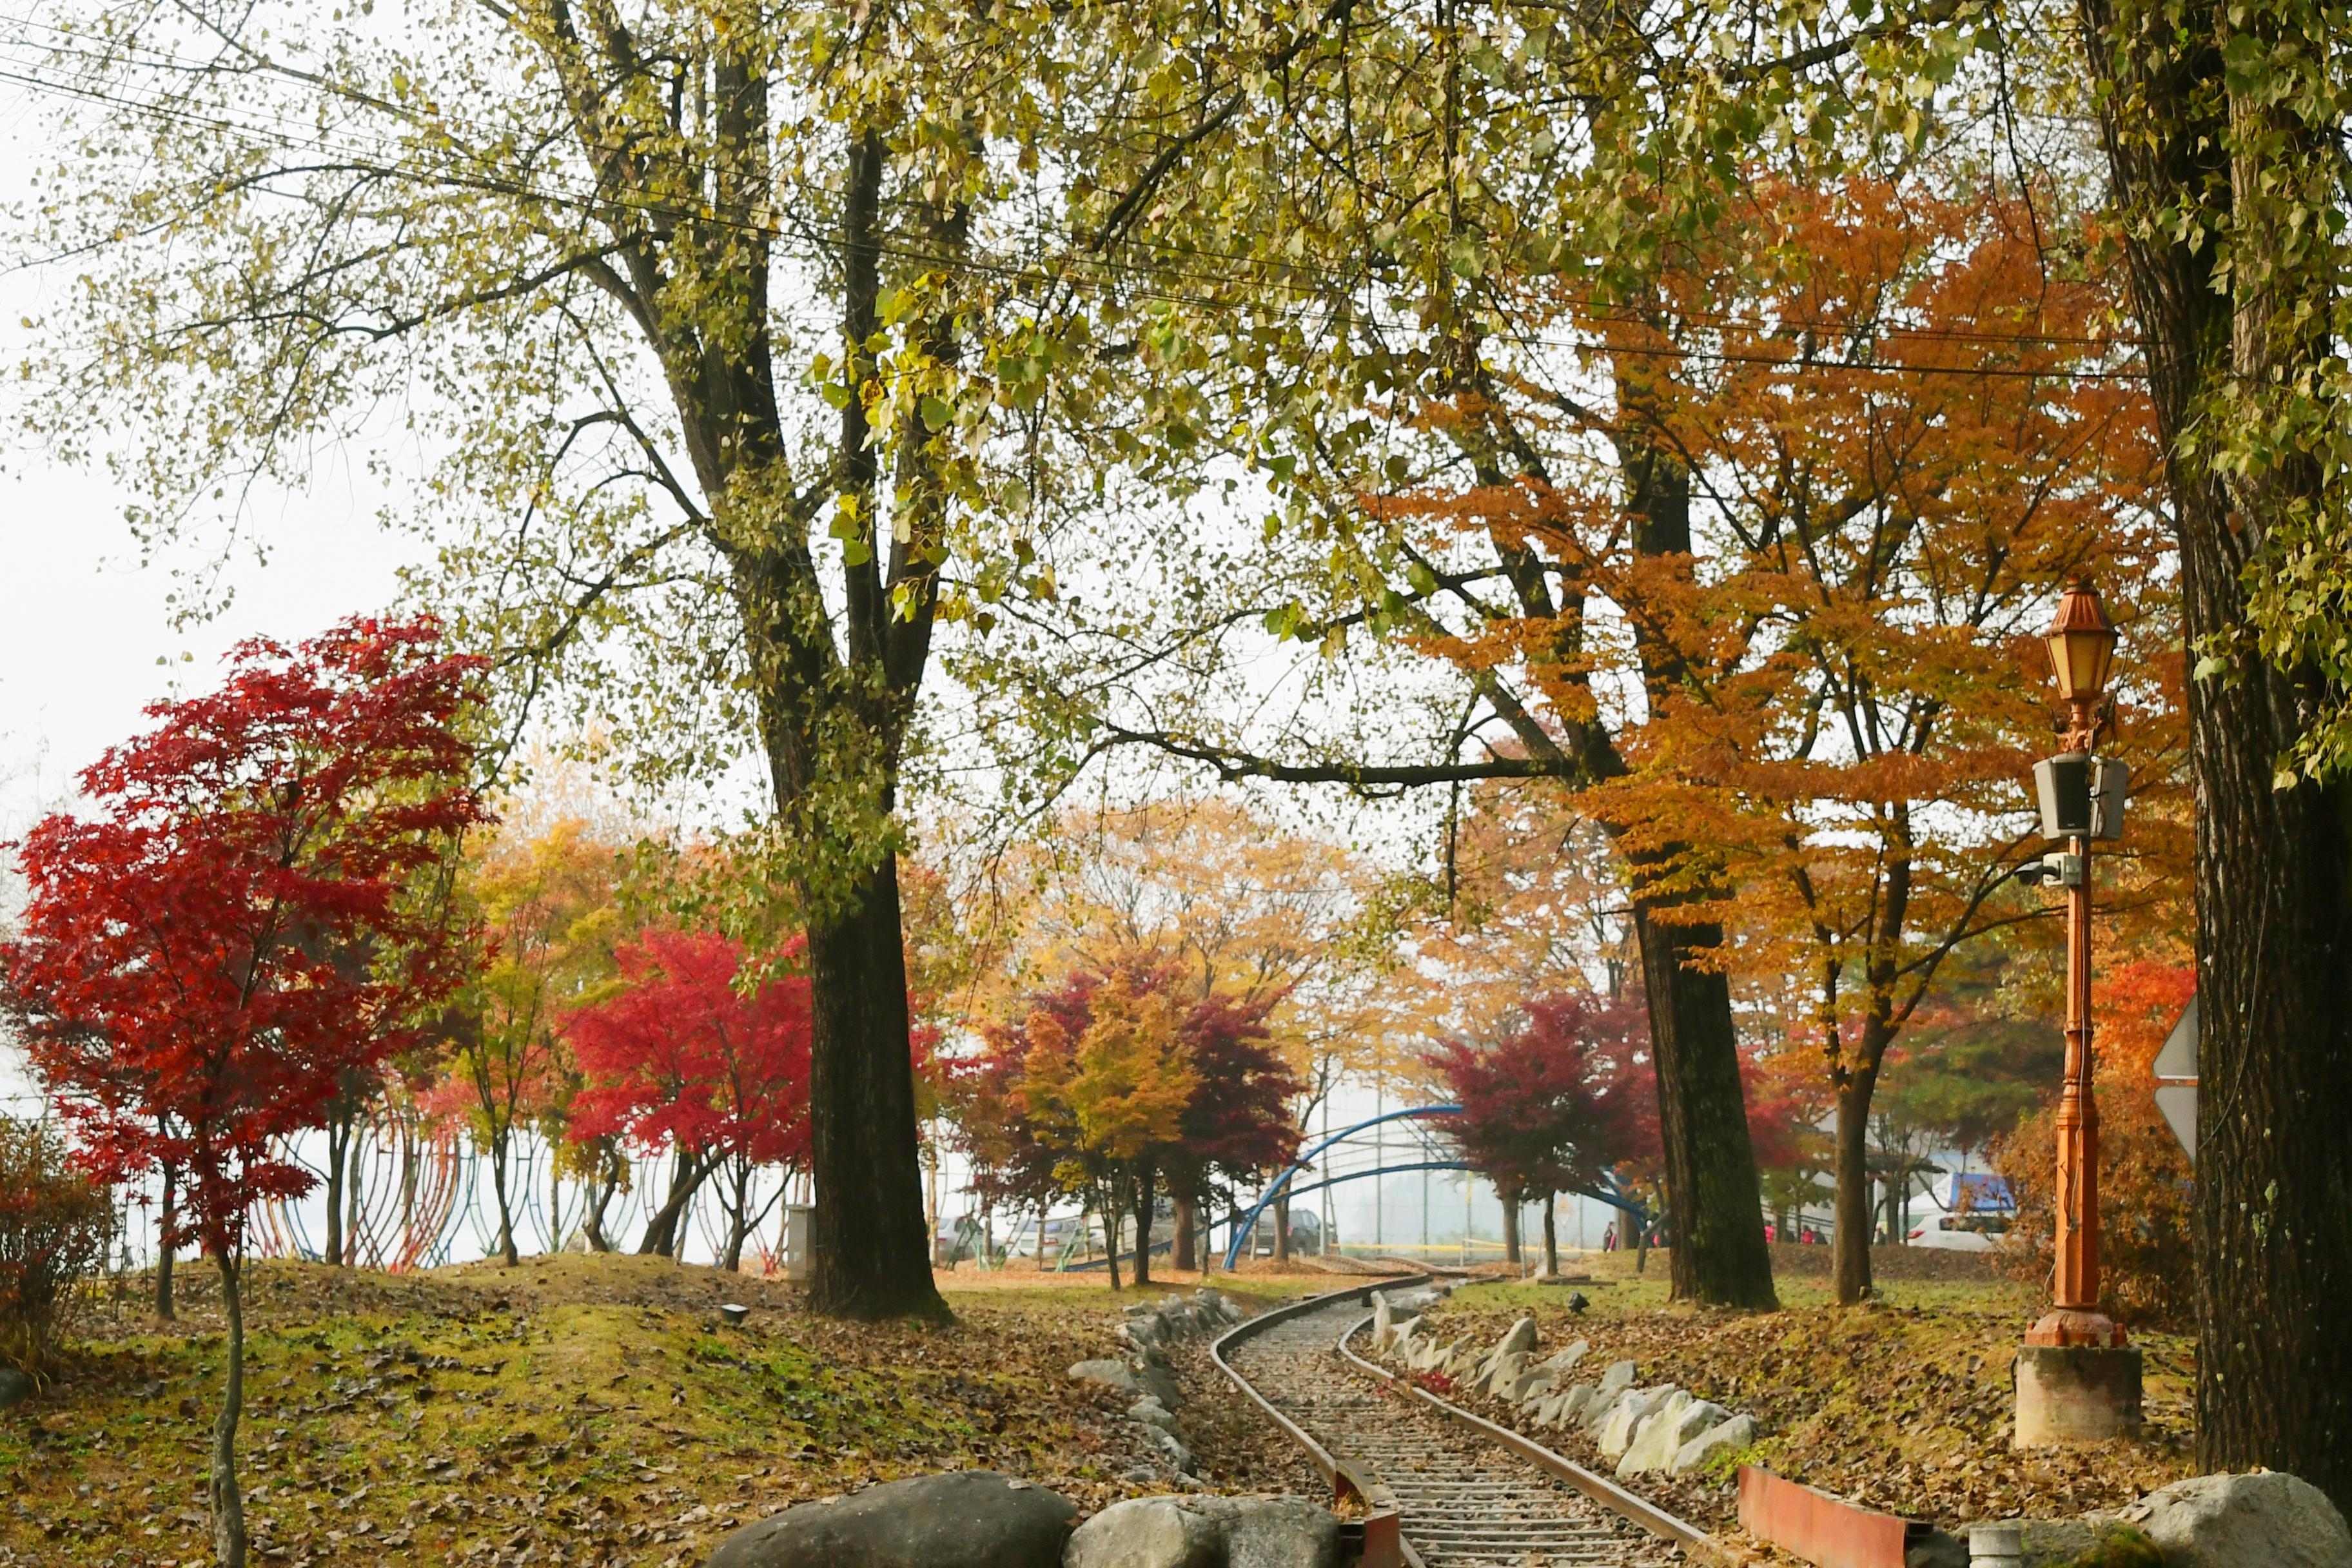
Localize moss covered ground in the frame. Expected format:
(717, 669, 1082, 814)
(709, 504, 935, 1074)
(3, 1245, 2206, 1566)
(0, 1254, 1313, 1568)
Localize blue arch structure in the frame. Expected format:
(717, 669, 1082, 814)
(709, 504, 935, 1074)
(1220, 1104, 1650, 1269)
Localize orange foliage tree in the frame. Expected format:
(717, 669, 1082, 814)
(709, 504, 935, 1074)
(1386, 172, 2177, 1303)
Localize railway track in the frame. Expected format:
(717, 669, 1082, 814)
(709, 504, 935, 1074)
(1213, 1284, 1710, 1568)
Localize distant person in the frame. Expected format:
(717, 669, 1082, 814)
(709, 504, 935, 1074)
(1764, 1222, 1778, 1244)
(1602, 1223, 1617, 1252)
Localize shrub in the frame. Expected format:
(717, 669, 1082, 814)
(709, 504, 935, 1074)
(0, 1117, 114, 1375)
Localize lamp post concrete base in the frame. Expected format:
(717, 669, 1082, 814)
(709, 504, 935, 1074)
(2014, 1344, 2142, 1446)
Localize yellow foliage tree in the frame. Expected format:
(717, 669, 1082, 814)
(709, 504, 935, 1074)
(1010, 966, 1197, 1289)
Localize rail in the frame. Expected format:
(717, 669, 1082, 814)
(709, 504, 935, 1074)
(1210, 1279, 1426, 1568)
(1334, 1309, 1722, 1562)
(1210, 1279, 1723, 1568)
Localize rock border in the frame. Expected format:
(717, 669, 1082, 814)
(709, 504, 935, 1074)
(1372, 1295, 1763, 1480)
(1068, 1288, 1244, 1481)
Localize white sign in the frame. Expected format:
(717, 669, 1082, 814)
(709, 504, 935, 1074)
(2152, 995, 2197, 1162)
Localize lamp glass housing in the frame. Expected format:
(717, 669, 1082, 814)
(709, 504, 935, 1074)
(2044, 584, 2119, 702)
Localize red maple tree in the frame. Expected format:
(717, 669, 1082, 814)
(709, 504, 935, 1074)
(1167, 988, 1307, 1257)
(1428, 992, 1655, 1275)
(1, 616, 485, 1568)
(563, 928, 813, 1270)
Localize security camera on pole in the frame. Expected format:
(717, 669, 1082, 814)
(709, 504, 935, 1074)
(2013, 578, 2144, 1446)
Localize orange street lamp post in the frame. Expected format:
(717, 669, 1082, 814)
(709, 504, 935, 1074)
(2015, 578, 2142, 1445)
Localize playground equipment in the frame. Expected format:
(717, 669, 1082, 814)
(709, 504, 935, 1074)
(249, 1108, 467, 1269)
(1220, 1103, 1650, 1269)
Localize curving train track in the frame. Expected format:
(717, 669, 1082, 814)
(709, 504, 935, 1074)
(1211, 1282, 1716, 1568)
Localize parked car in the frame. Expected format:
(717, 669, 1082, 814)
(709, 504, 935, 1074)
(1246, 1206, 1322, 1257)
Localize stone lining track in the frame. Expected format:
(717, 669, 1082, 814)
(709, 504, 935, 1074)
(1217, 1295, 1698, 1568)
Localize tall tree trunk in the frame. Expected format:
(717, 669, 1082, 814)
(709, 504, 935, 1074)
(155, 1163, 176, 1320)
(489, 1132, 519, 1268)
(1541, 1193, 1559, 1278)
(2200, 1, 2352, 1504)
(1629, 901, 1778, 1306)
(1451, 388, 1774, 1311)
(1172, 1194, 1197, 1273)
(1102, 1200, 1123, 1292)
(1619, 442, 1778, 1310)
(2075, 0, 2352, 1506)
(208, 1251, 248, 1568)
(1131, 1165, 1155, 1288)
(1271, 1194, 1291, 1266)
(800, 850, 945, 1318)
(1831, 1068, 1879, 1305)
(719, 118, 949, 1324)
(322, 1112, 348, 1268)
(582, 1144, 621, 1253)
(1501, 1193, 1521, 1267)
(723, 1162, 752, 1273)
(344, 1141, 361, 1266)
(638, 1148, 712, 1258)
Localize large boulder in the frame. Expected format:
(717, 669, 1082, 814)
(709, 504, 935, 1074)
(1370, 1293, 1394, 1349)
(1063, 1495, 1341, 1568)
(706, 1471, 1077, 1568)
(1599, 1386, 1681, 1458)
(1618, 1396, 1728, 1476)
(1197, 1496, 1344, 1568)
(1071, 1360, 1142, 1396)
(1669, 1413, 1758, 1477)
(1578, 1360, 1638, 1429)
(2113, 1472, 2352, 1568)
(1496, 1317, 1539, 1357)
(1471, 1350, 1527, 1399)
(1129, 1397, 1179, 1433)
(1064, 1498, 1223, 1568)
(1539, 1338, 1591, 1375)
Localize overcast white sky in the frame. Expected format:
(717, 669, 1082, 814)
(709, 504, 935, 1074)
(0, 75, 435, 1109)
(0, 57, 429, 833)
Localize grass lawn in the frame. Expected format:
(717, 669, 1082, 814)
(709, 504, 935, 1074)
(0, 1254, 1301, 1568)
(3, 1244, 2202, 1565)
